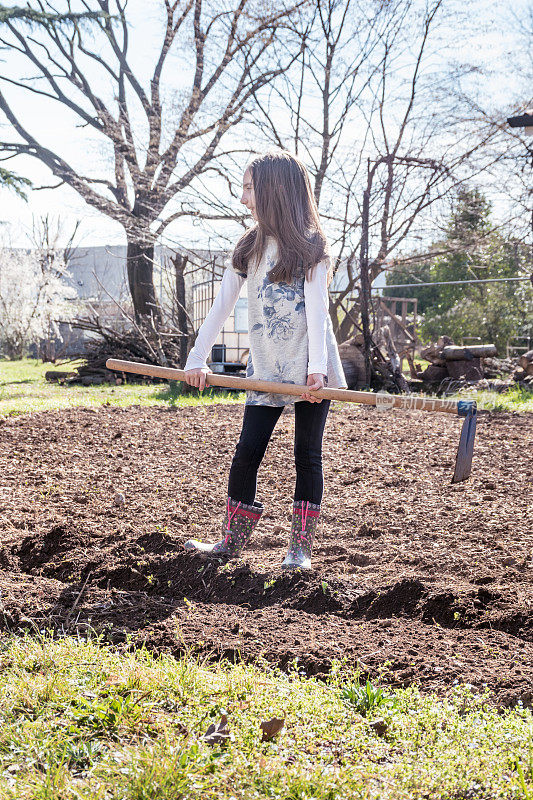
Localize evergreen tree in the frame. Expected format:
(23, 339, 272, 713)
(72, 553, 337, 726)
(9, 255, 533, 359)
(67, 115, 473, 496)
(384, 188, 532, 352)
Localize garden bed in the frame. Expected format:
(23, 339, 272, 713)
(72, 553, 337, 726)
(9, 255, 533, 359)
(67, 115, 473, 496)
(0, 403, 531, 708)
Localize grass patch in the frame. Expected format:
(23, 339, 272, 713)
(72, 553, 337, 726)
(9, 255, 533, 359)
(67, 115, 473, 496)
(451, 384, 533, 413)
(0, 359, 244, 417)
(2, 359, 532, 418)
(0, 632, 531, 799)
(402, 357, 432, 377)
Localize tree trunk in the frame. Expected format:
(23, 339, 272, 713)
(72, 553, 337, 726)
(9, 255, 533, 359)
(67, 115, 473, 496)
(126, 239, 160, 323)
(173, 254, 190, 368)
(380, 325, 410, 393)
(519, 349, 533, 374)
(442, 344, 498, 360)
(338, 336, 366, 389)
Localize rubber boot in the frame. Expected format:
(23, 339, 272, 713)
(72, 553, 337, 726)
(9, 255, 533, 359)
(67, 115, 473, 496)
(281, 500, 320, 570)
(183, 498, 263, 560)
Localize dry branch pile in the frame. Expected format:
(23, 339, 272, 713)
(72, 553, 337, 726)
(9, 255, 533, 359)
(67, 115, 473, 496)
(338, 331, 409, 393)
(47, 316, 184, 385)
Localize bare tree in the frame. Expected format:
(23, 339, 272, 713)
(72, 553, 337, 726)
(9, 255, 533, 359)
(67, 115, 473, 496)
(252, 0, 501, 345)
(0, 4, 106, 198)
(0, 215, 80, 359)
(29, 214, 81, 360)
(0, 0, 302, 321)
(0, 4, 102, 24)
(70, 243, 222, 378)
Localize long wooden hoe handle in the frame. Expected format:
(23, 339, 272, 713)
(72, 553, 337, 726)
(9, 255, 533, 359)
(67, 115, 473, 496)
(106, 358, 464, 415)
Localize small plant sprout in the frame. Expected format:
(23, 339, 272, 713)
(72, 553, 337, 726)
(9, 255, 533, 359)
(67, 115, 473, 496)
(341, 678, 397, 716)
(183, 598, 196, 612)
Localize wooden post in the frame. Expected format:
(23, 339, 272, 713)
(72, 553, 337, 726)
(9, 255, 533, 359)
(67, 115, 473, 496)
(171, 253, 190, 369)
(359, 163, 372, 387)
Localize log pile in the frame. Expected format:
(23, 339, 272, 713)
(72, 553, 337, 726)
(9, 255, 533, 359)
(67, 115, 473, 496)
(417, 338, 533, 392)
(519, 349, 533, 376)
(338, 335, 366, 389)
(419, 338, 496, 385)
(475, 349, 533, 392)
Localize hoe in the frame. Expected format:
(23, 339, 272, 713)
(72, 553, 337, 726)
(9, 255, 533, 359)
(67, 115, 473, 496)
(106, 359, 477, 484)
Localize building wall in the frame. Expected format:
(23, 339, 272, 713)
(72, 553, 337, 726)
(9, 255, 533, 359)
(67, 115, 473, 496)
(55, 246, 376, 362)
(192, 278, 249, 364)
(64, 244, 251, 361)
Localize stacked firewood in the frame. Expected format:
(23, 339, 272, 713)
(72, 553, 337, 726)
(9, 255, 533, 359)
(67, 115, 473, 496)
(338, 335, 367, 389)
(476, 350, 533, 392)
(418, 337, 533, 391)
(483, 351, 533, 379)
(519, 349, 533, 377)
(418, 337, 494, 385)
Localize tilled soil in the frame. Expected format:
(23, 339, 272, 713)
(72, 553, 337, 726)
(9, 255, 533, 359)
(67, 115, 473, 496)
(0, 402, 531, 707)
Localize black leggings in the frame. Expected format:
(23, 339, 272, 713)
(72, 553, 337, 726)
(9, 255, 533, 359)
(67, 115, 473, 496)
(227, 400, 331, 506)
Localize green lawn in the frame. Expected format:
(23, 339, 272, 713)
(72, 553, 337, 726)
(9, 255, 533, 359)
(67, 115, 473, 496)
(0, 360, 245, 417)
(0, 632, 530, 800)
(450, 384, 533, 413)
(1, 359, 532, 418)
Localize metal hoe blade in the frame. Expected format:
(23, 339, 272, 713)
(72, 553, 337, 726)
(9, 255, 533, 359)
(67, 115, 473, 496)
(452, 400, 477, 484)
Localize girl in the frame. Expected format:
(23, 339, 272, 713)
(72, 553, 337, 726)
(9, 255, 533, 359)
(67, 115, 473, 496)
(183, 151, 347, 569)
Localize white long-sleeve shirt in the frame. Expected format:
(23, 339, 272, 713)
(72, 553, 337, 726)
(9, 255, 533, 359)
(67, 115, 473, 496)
(185, 238, 346, 406)
(185, 263, 331, 374)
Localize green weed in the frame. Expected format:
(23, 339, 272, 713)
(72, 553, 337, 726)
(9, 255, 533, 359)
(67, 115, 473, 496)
(451, 384, 533, 413)
(67, 689, 146, 739)
(340, 677, 397, 715)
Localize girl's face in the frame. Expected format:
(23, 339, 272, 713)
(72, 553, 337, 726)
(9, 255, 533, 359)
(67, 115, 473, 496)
(241, 168, 257, 220)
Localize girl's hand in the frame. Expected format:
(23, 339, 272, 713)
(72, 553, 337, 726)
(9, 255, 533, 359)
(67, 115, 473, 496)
(184, 367, 210, 391)
(301, 373, 325, 403)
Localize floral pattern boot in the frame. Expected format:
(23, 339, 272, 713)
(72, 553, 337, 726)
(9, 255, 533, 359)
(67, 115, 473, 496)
(281, 500, 320, 570)
(183, 498, 263, 560)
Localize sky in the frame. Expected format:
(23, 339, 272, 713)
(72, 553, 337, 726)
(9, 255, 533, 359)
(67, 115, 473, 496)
(0, 0, 531, 253)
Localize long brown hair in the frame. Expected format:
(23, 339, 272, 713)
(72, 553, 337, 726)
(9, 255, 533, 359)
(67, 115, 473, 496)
(232, 151, 329, 283)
